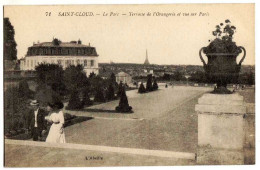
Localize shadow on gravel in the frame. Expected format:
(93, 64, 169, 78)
(83, 108, 134, 114)
(64, 116, 93, 128)
(82, 108, 118, 113)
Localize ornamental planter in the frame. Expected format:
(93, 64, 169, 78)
(199, 46, 246, 94)
(199, 19, 246, 94)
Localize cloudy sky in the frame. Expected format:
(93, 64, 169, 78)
(4, 4, 254, 65)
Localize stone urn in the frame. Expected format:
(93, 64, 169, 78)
(199, 46, 246, 94)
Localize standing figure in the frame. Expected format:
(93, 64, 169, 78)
(45, 101, 66, 143)
(27, 100, 47, 141)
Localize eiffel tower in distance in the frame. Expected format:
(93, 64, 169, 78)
(144, 49, 150, 65)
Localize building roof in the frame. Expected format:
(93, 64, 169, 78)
(116, 71, 131, 77)
(26, 39, 98, 56)
(32, 42, 90, 48)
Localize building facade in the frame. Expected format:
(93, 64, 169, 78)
(20, 39, 99, 76)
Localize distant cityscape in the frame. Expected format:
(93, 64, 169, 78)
(98, 62, 255, 80)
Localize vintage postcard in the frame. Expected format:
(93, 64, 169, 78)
(3, 4, 255, 167)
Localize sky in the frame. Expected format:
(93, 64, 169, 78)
(4, 4, 255, 65)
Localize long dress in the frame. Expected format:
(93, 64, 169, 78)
(46, 111, 66, 143)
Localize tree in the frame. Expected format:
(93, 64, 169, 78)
(152, 79, 159, 90)
(247, 71, 255, 85)
(4, 86, 30, 133)
(4, 18, 17, 61)
(94, 86, 106, 103)
(172, 71, 185, 81)
(89, 72, 96, 78)
(64, 65, 89, 94)
(35, 63, 66, 96)
(146, 74, 153, 92)
(106, 83, 115, 101)
(115, 86, 132, 113)
(117, 81, 124, 97)
(18, 80, 34, 99)
(238, 72, 255, 85)
(81, 88, 93, 106)
(162, 73, 170, 81)
(110, 73, 116, 84)
(138, 82, 146, 93)
(89, 75, 105, 96)
(189, 71, 207, 83)
(66, 90, 83, 110)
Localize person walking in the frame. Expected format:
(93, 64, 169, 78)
(27, 100, 47, 141)
(45, 101, 66, 143)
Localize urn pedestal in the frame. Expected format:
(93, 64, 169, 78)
(195, 93, 246, 165)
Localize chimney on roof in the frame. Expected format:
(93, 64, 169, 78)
(89, 42, 91, 46)
(78, 39, 82, 44)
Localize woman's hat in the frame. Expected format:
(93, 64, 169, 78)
(48, 101, 64, 110)
(30, 100, 39, 106)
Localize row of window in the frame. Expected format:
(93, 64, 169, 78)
(27, 47, 95, 56)
(26, 59, 95, 68)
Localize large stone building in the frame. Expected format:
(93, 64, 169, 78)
(20, 38, 99, 76)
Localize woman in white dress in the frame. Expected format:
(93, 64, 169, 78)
(45, 101, 66, 143)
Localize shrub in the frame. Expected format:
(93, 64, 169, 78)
(94, 87, 106, 103)
(81, 88, 93, 106)
(152, 79, 159, 90)
(117, 81, 124, 98)
(138, 82, 146, 93)
(35, 63, 66, 96)
(4, 86, 30, 132)
(64, 65, 89, 93)
(18, 79, 34, 99)
(106, 83, 115, 101)
(146, 74, 153, 92)
(115, 86, 132, 113)
(66, 90, 83, 110)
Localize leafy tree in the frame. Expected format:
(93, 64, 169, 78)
(35, 63, 66, 96)
(89, 72, 96, 78)
(162, 73, 170, 81)
(4, 18, 17, 61)
(81, 88, 93, 106)
(238, 72, 255, 85)
(66, 90, 83, 110)
(106, 83, 115, 101)
(138, 82, 146, 93)
(64, 65, 89, 94)
(152, 79, 159, 90)
(89, 75, 105, 95)
(35, 85, 61, 106)
(146, 74, 153, 91)
(18, 80, 34, 99)
(94, 86, 106, 103)
(172, 71, 185, 81)
(189, 71, 207, 83)
(4, 87, 30, 132)
(247, 71, 255, 85)
(110, 73, 116, 84)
